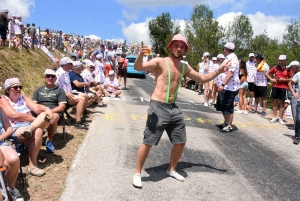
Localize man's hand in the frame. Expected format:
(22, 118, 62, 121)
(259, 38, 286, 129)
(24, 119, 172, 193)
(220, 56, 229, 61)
(218, 59, 232, 73)
(271, 78, 277, 83)
(66, 92, 75, 101)
(46, 108, 54, 119)
(218, 85, 224, 92)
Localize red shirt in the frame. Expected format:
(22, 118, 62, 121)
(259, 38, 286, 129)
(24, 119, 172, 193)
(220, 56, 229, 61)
(269, 66, 292, 89)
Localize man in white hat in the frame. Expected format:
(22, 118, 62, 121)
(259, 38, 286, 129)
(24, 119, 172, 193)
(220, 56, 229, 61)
(0, 8, 11, 47)
(246, 53, 256, 111)
(266, 55, 293, 125)
(32, 69, 67, 153)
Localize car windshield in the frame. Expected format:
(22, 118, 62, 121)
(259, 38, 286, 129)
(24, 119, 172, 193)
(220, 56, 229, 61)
(127, 57, 136, 63)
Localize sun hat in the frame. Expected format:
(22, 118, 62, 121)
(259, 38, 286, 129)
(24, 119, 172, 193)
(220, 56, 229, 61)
(278, 55, 287, 60)
(249, 53, 255, 57)
(4, 78, 20, 90)
(60, 57, 73, 66)
(16, 14, 21, 18)
(44, 69, 56, 76)
(217, 54, 225, 59)
(288, 61, 300, 67)
(167, 34, 189, 53)
(2, 8, 8, 13)
(108, 70, 115, 75)
(212, 57, 217, 61)
(224, 42, 235, 50)
(203, 52, 210, 57)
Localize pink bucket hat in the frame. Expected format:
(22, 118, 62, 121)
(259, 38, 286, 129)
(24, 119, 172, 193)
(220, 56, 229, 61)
(4, 78, 20, 90)
(167, 34, 189, 53)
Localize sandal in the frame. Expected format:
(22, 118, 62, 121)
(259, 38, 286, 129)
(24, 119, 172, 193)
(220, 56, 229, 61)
(28, 166, 45, 177)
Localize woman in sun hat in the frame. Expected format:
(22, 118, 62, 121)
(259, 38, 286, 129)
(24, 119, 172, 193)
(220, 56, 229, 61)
(0, 78, 53, 176)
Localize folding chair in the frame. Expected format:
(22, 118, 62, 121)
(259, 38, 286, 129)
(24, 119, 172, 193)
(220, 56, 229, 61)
(0, 166, 8, 201)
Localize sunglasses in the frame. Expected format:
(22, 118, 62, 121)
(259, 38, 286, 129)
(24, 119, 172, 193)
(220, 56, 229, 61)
(12, 85, 23, 90)
(46, 75, 56, 78)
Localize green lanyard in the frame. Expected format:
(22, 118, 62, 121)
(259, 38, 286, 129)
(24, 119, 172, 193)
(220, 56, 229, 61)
(164, 59, 186, 103)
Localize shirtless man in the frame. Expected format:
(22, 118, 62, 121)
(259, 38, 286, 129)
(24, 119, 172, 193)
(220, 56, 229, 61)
(132, 34, 231, 188)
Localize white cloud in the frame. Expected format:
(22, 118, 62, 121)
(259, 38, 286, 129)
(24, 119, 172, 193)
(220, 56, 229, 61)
(122, 9, 138, 21)
(217, 12, 291, 40)
(85, 34, 101, 40)
(0, 0, 35, 18)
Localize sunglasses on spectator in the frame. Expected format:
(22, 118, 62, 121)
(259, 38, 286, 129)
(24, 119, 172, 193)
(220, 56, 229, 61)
(12, 85, 23, 90)
(46, 75, 56, 78)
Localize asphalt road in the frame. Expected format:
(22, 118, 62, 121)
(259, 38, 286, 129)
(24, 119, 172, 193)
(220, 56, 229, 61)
(59, 74, 300, 201)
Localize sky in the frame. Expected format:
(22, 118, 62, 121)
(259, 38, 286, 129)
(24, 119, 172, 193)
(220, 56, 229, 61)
(1, 0, 299, 44)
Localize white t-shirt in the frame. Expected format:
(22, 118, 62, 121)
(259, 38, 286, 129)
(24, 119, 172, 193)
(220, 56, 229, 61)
(104, 77, 119, 93)
(13, 19, 23, 35)
(255, 62, 269, 87)
(292, 72, 300, 101)
(202, 60, 214, 74)
(198, 62, 204, 74)
(216, 53, 240, 91)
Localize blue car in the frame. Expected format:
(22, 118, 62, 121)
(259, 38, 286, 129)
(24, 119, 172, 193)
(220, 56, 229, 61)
(126, 55, 147, 78)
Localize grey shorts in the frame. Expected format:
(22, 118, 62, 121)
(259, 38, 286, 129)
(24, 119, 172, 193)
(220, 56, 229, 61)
(143, 100, 186, 146)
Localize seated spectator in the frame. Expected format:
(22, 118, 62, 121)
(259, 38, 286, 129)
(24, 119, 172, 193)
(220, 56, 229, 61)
(283, 99, 293, 119)
(55, 57, 88, 130)
(0, 78, 52, 177)
(22, 37, 30, 49)
(0, 107, 24, 200)
(81, 60, 109, 106)
(32, 69, 67, 153)
(104, 70, 122, 97)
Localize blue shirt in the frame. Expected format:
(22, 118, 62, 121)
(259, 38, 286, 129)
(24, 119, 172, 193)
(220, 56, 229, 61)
(69, 71, 85, 93)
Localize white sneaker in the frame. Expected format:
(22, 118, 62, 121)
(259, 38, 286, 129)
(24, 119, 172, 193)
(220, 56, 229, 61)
(278, 119, 285, 125)
(270, 117, 277, 123)
(208, 100, 212, 105)
(132, 173, 142, 188)
(243, 111, 248, 115)
(236, 110, 243, 114)
(166, 170, 185, 182)
(204, 102, 208, 106)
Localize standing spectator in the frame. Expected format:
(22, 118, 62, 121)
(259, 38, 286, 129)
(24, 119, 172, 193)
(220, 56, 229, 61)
(94, 54, 106, 84)
(251, 54, 269, 116)
(236, 60, 248, 114)
(106, 45, 116, 71)
(215, 42, 240, 132)
(196, 57, 205, 94)
(288, 61, 300, 144)
(104, 70, 122, 97)
(265, 55, 292, 124)
(28, 23, 35, 38)
(246, 53, 257, 111)
(0, 8, 11, 48)
(24, 23, 30, 37)
(202, 52, 214, 106)
(32, 69, 67, 153)
(212, 54, 225, 104)
(12, 14, 23, 49)
(117, 53, 128, 89)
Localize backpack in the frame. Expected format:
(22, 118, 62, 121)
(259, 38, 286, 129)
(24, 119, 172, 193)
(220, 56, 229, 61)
(118, 61, 124, 70)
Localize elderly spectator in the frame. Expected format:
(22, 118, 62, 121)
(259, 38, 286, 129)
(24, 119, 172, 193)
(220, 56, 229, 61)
(81, 61, 109, 106)
(13, 14, 23, 49)
(251, 54, 269, 116)
(32, 69, 67, 153)
(0, 8, 11, 48)
(215, 42, 240, 132)
(117, 53, 129, 89)
(0, 78, 52, 176)
(288, 61, 300, 144)
(0, 107, 24, 200)
(55, 57, 88, 130)
(265, 55, 293, 124)
(246, 53, 257, 111)
(202, 52, 214, 106)
(104, 70, 122, 97)
(94, 54, 106, 84)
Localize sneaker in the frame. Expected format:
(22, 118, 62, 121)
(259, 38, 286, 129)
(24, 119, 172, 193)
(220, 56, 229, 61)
(132, 173, 142, 188)
(166, 170, 185, 182)
(220, 126, 234, 133)
(270, 117, 278, 123)
(251, 109, 257, 114)
(236, 110, 243, 114)
(261, 111, 267, 116)
(21, 126, 32, 139)
(7, 187, 24, 201)
(45, 140, 55, 153)
(243, 111, 248, 115)
(97, 103, 107, 107)
(293, 137, 300, 145)
(278, 119, 285, 125)
(204, 102, 208, 106)
(216, 122, 228, 129)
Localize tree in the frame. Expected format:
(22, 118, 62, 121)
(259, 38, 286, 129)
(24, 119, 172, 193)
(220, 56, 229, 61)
(184, 5, 225, 67)
(148, 12, 180, 56)
(250, 31, 271, 55)
(226, 15, 253, 58)
(283, 19, 300, 61)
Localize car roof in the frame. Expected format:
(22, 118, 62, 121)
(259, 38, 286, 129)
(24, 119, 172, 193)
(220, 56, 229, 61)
(126, 54, 137, 58)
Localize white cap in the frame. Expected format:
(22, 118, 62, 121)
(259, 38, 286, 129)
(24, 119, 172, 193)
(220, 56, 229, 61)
(16, 14, 21, 18)
(108, 70, 114, 75)
(44, 69, 56, 76)
(73, 61, 82, 68)
(285, 99, 290, 104)
(217, 54, 225, 59)
(87, 61, 95, 67)
(288, 61, 300, 67)
(96, 54, 102, 59)
(203, 52, 210, 57)
(60, 57, 73, 66)
(224, 42, 235, 50)
(278, 55, 287, 60)
(212, 57, 217, 61)
(2, 8, 8, 13)
(249, 53, 255, 57)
